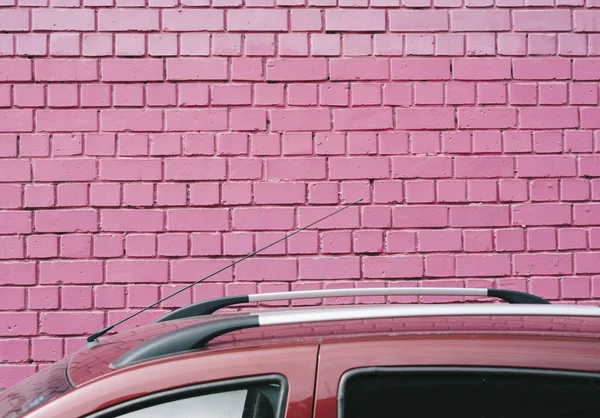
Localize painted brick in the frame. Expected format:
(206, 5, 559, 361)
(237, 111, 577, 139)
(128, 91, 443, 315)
(450, 10, 510, 32)
(391, 58, 451, 80)
(106, 260, 168, 283)
(333, 108, 392, 130)
(101, 59, 163, 82)
(34, 210, 97, 233)
(228, 9, 288, 32)
(299, 256, 361, 279)
(325, 10, 385, 32)
(512, 204, 572, 226)
(233, 207, 294, 231)
(266, 59, 327, 81)
(514, 254, 573, 276)
(32, 9, 95, 31)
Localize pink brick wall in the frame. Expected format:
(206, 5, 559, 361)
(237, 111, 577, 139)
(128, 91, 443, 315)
(1, 0, 600, 389)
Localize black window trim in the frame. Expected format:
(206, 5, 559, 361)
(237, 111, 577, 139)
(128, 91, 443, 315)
(84, 373, 288, 418)
(337, 366, 600, 418)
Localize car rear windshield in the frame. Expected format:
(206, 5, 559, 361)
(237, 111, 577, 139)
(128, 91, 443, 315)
(340, 367, 600, 418)
(0, 356, 72, 418)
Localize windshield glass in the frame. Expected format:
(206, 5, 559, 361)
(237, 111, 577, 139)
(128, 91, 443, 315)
(0, 356, 72, 418)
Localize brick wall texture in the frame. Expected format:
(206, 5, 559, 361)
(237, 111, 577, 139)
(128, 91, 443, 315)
(1, 0, 600, 388)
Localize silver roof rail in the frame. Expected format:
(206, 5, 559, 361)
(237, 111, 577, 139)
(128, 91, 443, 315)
(156, 287, 549, 322)
(113, 302, 596, 369)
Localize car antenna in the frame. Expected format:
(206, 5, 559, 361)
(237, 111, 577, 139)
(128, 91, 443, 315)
(87, 198, 363, 344)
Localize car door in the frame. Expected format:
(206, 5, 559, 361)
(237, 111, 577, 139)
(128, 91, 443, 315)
(25, 343, 318, 418)
(313, 334, 600, 418)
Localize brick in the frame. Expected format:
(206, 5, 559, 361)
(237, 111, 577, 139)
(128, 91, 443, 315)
(254, 182, 305, 205)
(456, 254, 510, 277)
(164, 157, 226, 180)
(574, 204, 600, 225)
(325, 10, 385, 32)
(162, 9, 223, 31)
(330, 58, 389, 81)
(100, 159, 162, 181)
(458, 108, 517, 129)
(0, 111, 32, 133)
(418, 230, 461, 252)
(363, 255, 423, 278)
(582, 108, 600, 129)
(514, 254, 573, 276)
(101, 110, 162, 132)
(520, 108, 579, 129)
(299, 256, 360, 279)
(233, 207, 293, 231)
(36, 110, 97, 132)
(513, 10, 571, 32)
(172, 260, 232, 283)
(575, 253, 600, 274)
(327, 157, 388, 180)
(395, 108, 455, 130)
(0, 313, 37, 337)
(393, 206, 448, 228)
(270, 109, 330, 131)
(513, 58, 571, 80)
(0, 160, 30, 183)
(101, 59, 163, 82)
(228, 9, 288, 32)
(450, 206, 509, 227)
(266, 59, 327, 81)
(333, 108, 392, 131)
(0, 262, 35, 285)
(453, 58, 511, 80)
(391, 58, 450, 80)
(98, 9, 159, 31)
(32, 9, 94, 31)
(574, 59, 600, 81)
(166, 58, 228, 81)
(39, 261, 102, 284)
(574, 11, 600, 32)
(166, 109, 227, 131)
(167, 209, 228, 231)
(516, 156, 576, 178)
(392, 156, 452, 179)
(450, 10, 509, 31)
(456, 156, 513, 178)
(390, 10, 448, 32)
(100, 209, 162, 232)
(35, 209, 96, 233)
(33, 159, 95, 182)
(266, 158, 326, 180)
(0, 59, 31, 81)
(35, 59, 97, 82)
(512, 204, 571, 226)
(236, 258, 297, 281)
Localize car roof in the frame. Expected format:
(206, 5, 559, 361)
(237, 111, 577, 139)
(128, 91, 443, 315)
(67, 304, 600, 388)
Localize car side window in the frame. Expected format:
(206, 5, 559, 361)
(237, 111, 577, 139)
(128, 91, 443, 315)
(90, 378, 284, 418)
(338, 367, 600, 418)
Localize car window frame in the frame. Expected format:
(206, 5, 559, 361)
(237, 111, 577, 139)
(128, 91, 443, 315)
(313, 334, 600, 418)
(337, 366, 600, 418)
(84, 374, 288, 418)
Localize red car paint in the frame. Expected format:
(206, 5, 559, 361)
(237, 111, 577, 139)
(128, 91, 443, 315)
(3, 313, 600, 417)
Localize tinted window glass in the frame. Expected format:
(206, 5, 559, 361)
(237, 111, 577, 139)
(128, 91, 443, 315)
(340, 368, 600, 418)
(105, 381, 282, 418)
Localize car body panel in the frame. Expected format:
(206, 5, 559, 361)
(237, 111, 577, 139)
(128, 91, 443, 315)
(6, 312, 600, 417)
(313, 335, 600, 418)
(27, 343, 319, 418)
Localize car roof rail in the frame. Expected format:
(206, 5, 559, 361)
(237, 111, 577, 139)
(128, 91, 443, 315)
(112, 303, 600, 369)
(155, 287, 550, 323)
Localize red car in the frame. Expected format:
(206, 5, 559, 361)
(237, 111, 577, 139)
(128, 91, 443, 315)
(2, 286, 600, 418)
